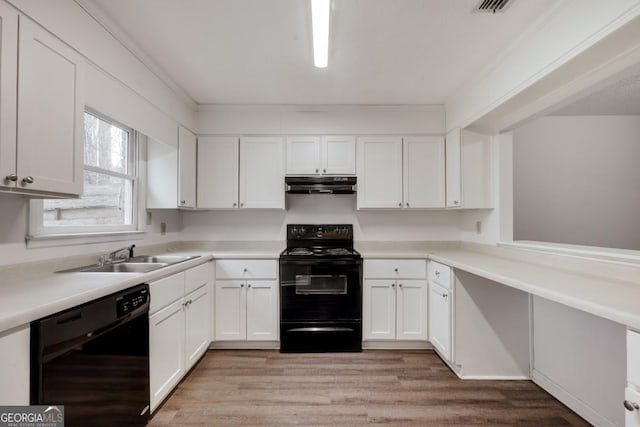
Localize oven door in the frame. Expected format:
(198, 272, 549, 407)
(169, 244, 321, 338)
(280, 258, 362, 322)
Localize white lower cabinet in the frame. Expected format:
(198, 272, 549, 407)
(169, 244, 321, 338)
(214, 260, 279, 342)
(0, 324, 30, 404)
(363, 259, 428, 342)
(215, 279, 278, 341)
(149, 298, 184, 411)
(149, 262, 212, 413)
(627, 329, 640, 426)
(428, 261, 454, 362)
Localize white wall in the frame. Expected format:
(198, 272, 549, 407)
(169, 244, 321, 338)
(0, 194, 182, 267)
(181, 195, 462, 242)
(513, 115, 640, 250)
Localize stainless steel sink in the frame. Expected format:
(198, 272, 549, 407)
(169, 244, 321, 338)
(127, 255, 200, 264)
(64, 262, 169, 273)
(58, 254, 200, 273)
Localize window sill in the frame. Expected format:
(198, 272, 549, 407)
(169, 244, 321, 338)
(26, 230, 146, 249)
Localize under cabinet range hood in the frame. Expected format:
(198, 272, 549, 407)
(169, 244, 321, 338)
(285, 176, 356, 194)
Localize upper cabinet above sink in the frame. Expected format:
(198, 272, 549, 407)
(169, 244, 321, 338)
(0, 6, 85, 198)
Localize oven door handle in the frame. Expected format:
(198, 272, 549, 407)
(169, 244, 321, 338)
(281, 259, 361, 266)
(287, 327, 356, 333)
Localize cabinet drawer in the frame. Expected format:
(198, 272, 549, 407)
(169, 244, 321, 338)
(629, 329, 640, 387)
(150, 272, 185, 314)
(185, 262, 211, 294)
(364, 259, 426, 279)
(215, 260, 277, 280)
(428, 260, 452, 289)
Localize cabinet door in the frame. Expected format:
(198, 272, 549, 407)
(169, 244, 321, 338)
(429, 282, 451, 360)
(197, 136, 239, 209)
(322, 136, 355, 175)
(147, 137, 178, 209)
(0, 325, 29, 404)
(240, 136, 284, 209)
(178, 126, 197, 208)
(363, 280, 396, 340)
(149, 299, 185, 412)
(0, 5, 18, 190)
(626, 387, 640, 427)
(17, 17, 84, 196)
(246, 280, 278, 341)
(403, 137, 445, 208)
(396, 279, 428, 341)
(215, 280, 246, 341)
(357, 136, 403, 209)
(286, 136, 320, 175)
(184, 285, 210, 371)
(445, 129, 462, 208)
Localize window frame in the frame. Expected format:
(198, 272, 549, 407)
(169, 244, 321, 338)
(27, 110, 145, 246)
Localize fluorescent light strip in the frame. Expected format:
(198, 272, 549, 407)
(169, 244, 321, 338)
(311, 0, 330, 68)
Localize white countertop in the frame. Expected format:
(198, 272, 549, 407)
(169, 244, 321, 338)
(2, 240, 639, 334)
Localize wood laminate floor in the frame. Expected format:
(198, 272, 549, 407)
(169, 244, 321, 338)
(149, 350, 590, 426)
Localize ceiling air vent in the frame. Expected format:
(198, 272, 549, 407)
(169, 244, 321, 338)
(473, 0, 513, 13)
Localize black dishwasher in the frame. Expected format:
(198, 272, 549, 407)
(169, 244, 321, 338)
(31, 284, 150, 426)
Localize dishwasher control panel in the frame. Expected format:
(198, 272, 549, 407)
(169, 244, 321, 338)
(117, 286, 149, 317)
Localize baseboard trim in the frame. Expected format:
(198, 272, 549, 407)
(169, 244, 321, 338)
(363, 340, 432, 350)
(532, 369, 616, 427)
(209, 341, 280, 350)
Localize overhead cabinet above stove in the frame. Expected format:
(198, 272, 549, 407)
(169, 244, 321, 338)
(286, 135, 355, 176)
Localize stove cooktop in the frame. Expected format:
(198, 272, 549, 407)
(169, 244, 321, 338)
(281, 247, 360, 257)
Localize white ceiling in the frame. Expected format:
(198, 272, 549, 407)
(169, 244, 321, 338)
(82, 0, 558, 106)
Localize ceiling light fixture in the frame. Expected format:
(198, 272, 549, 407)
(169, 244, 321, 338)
(311, 0, 330, 68)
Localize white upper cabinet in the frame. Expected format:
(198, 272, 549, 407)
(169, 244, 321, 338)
(286, 135, 355, 175)
(403, 136, 445, 208)
(286, 136, 320, 175)
(178, 126, 197, 208)
(197, 136, 283, 209)
(357, 136, 445, 209)
(357, 136, 403, 209)
(240, 136, 284, 209)
(446, 128, 493, 209)
(197, 136, 239, 209)
(0, 13, 84, 197)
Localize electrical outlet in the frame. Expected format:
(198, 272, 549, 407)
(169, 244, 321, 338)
(160, 222, 166, 235)
(476, 221, 482, 234)
(146, 211, 152, 226)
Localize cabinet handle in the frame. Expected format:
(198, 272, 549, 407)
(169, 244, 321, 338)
(435, 271, 440, 276)
(394, 268, 399, 273)
(243, 268, 248, 273)
(443, 293, 448, 299)
(398, 283, 403, 288)
(247, 284, 252, 288)
(315, 169, 319, 173)
(406, 203, 410, 207)
(240, 284, 244, 288)
(453, 200, 459, 205)
(180, 200, 186, 204)
(22, 176, 34, 184)
(240, 202, 244, 207)
(233, 202, 237, 207)
(5, 173, 17, 182)
(624, 400, 640, 411)
(391, 283, 395, 288)
(323, 169, 327, 173)
(398, 202, 402, 207)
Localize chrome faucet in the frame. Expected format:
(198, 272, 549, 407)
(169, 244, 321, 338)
(99, 244, 136, 265)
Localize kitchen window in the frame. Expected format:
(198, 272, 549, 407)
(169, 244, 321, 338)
(28, 111, 143, 245)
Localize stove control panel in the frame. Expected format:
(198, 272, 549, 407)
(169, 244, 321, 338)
(287, 224, 353, 240)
